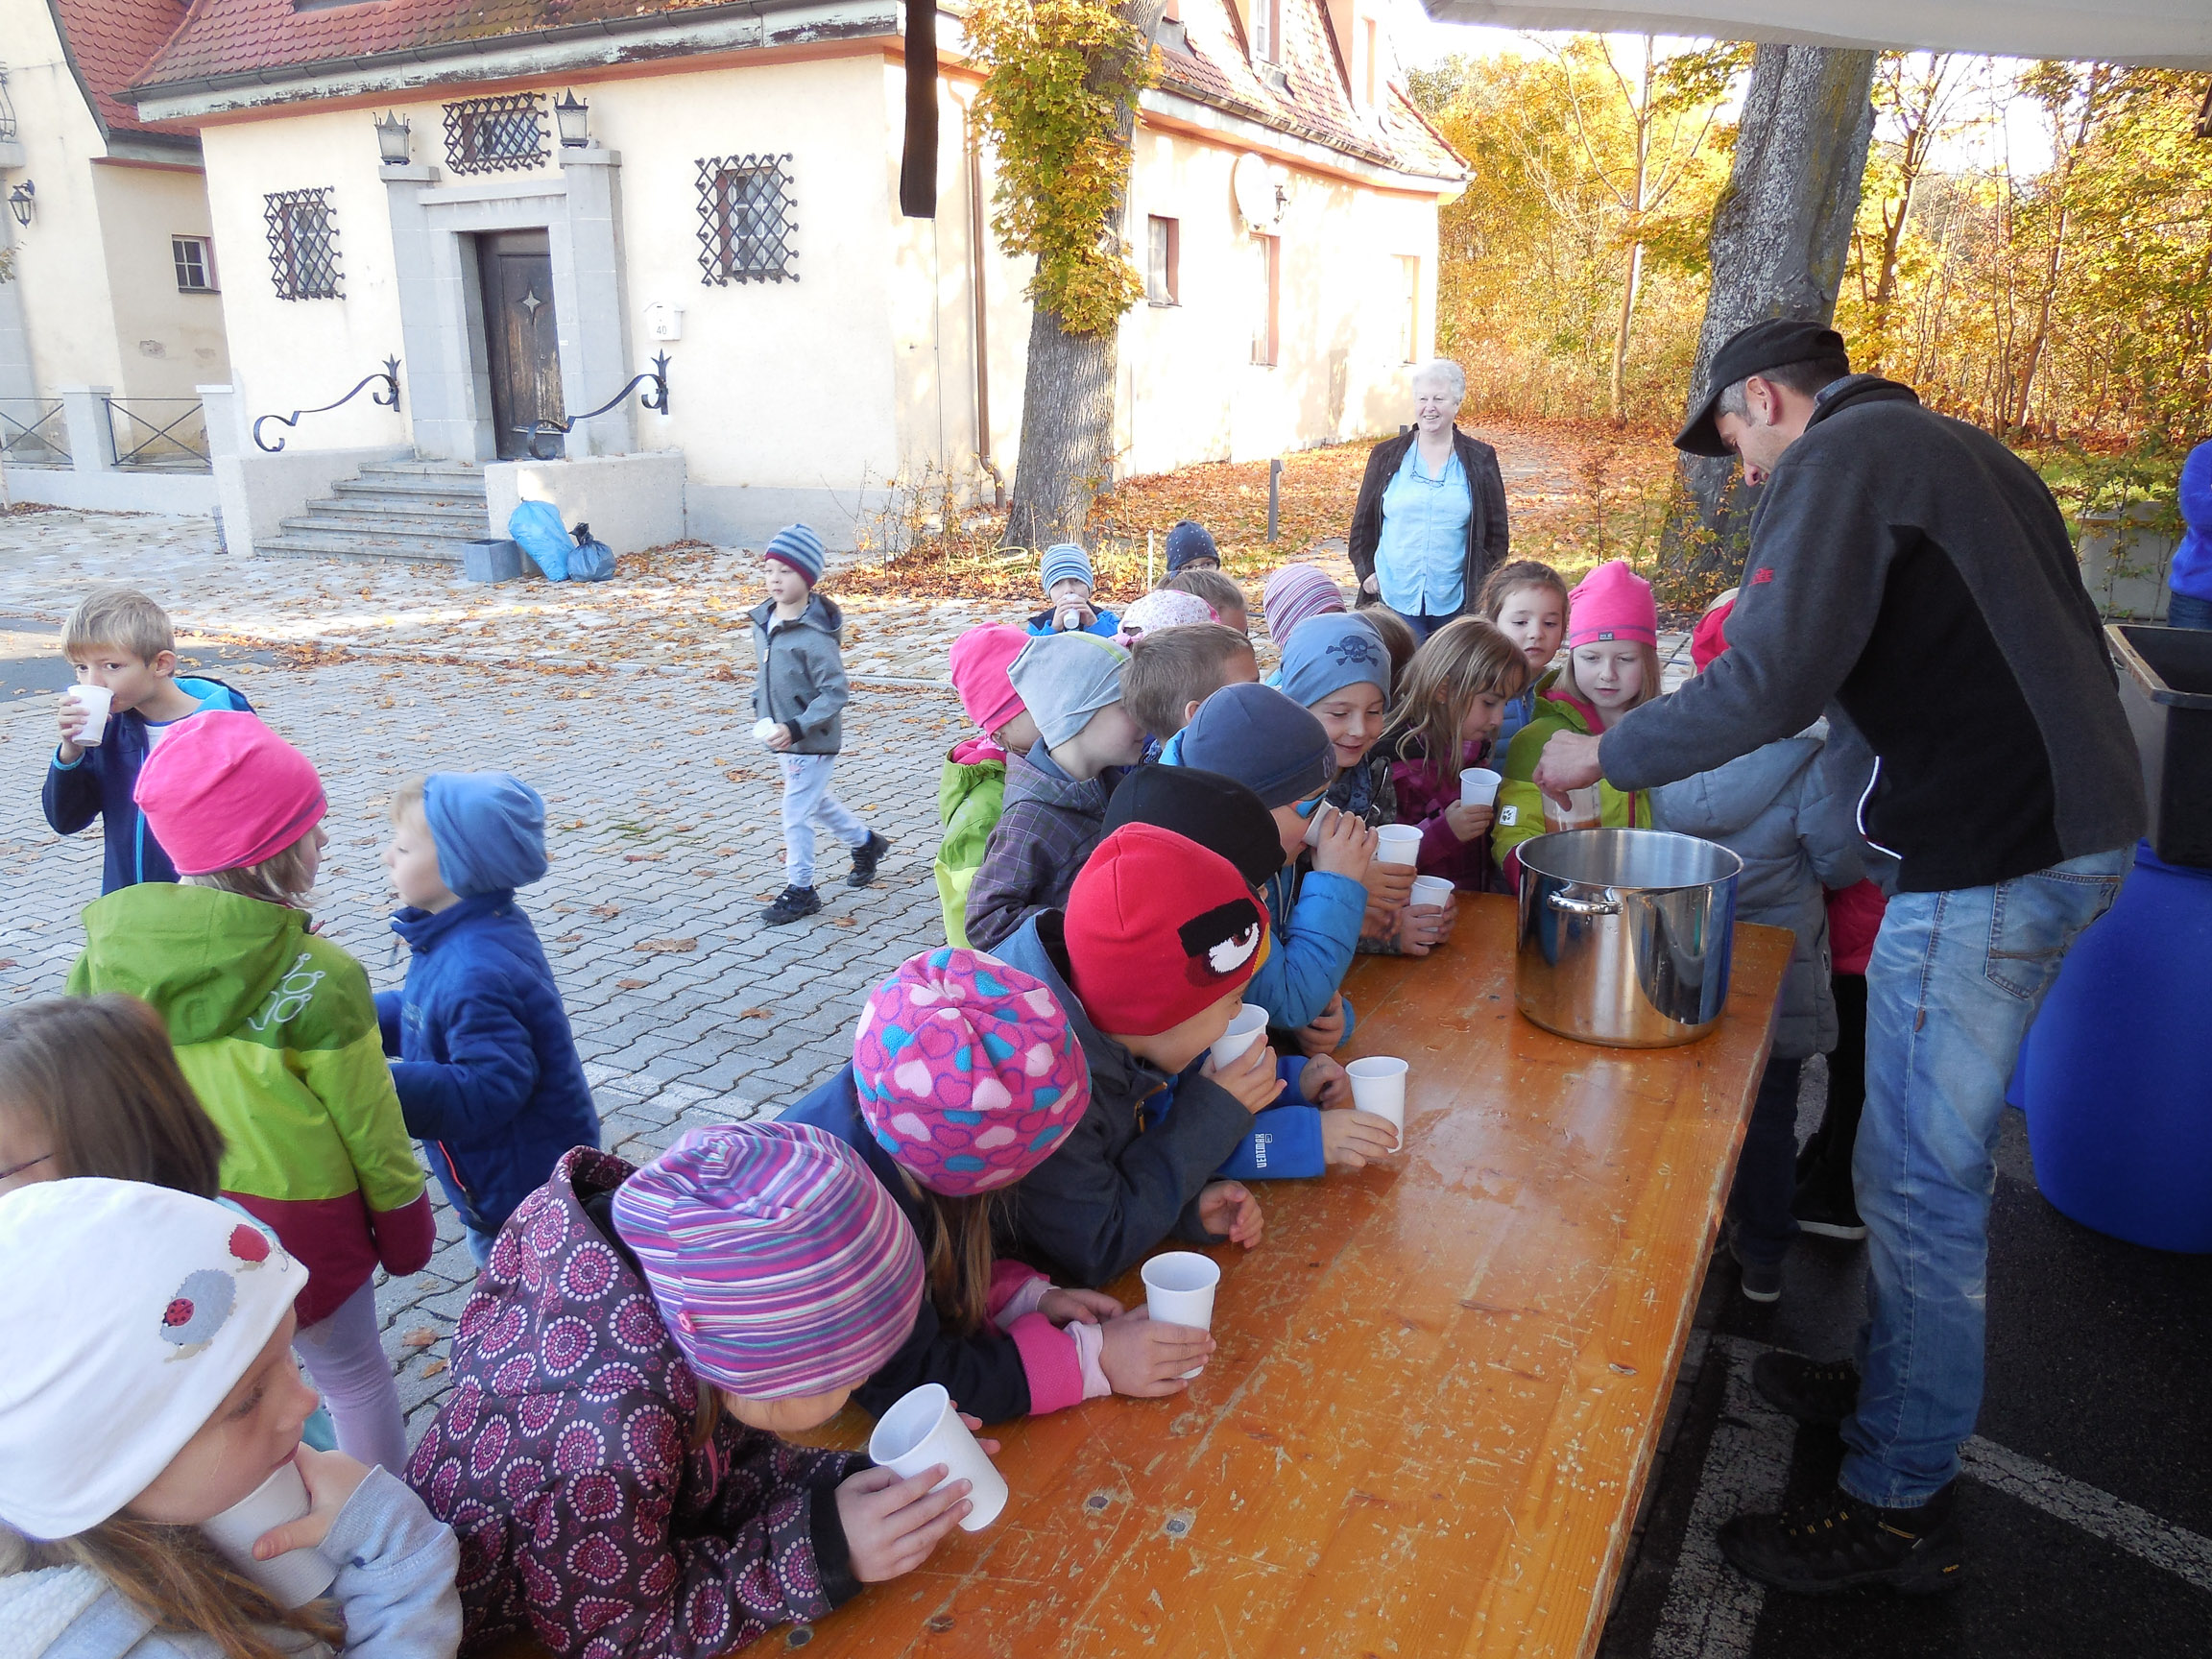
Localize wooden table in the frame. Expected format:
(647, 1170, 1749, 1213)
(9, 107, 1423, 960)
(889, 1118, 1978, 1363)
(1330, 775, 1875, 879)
(782, 896, 1791, 1659)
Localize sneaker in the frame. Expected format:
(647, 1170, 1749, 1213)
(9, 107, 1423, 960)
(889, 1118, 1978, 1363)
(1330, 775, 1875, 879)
(1728, 1225, 1781, 1303)
(1751, 1349, 1862, 1428)
(1718, 1481, 1963, 1596)
(760, 884, 822, 926)
(1793, 1187, 1869, 1241)
(847, 830, 892, 888)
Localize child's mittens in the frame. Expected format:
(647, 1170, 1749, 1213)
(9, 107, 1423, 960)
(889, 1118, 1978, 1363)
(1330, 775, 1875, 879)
(369, 1192, 438, 1278)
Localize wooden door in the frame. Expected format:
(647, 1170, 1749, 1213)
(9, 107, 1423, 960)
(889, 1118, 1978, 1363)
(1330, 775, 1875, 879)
(478, 230, 563, 460)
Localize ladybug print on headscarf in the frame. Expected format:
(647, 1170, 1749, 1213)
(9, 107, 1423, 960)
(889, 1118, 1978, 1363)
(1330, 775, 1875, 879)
(1178, 895, 1265, 988)
(158, 1221, 285, 1360)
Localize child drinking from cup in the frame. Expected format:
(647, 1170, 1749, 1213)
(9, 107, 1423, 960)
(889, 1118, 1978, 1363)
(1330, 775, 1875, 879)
(1478, 560, 1571, 758)
(938, 625, 1035, 948)
(406, 1124, 977, 1657)
(1381, 616, 1534, 894)
(1494, 561, 1660, 878)
(42, 585, 255, 893)
(750, 524, 892, 927)
(1026, 542, 1121, 638)
(375, 773, 601, 1270)
(785, 946, 1222, 1413)
(70, 711, 436, 1475)
(0, 1180, 463, 1657)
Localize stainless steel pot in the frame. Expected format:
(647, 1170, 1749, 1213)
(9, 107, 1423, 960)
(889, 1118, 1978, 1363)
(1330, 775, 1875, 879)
(1513, 829, 1744, 1048)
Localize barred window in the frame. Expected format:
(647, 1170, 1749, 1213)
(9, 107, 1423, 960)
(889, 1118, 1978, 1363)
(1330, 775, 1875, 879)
(444, 93, 546, 176)
(264, 189, 340, 301)
(695, 155, 797, 285)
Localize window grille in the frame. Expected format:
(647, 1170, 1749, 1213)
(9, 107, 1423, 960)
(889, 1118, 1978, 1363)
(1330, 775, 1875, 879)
(264, 189, 341, 301)
(174, 236, 215, 293)
(695, 155, 798, 285)
(444, 92, 547, 176)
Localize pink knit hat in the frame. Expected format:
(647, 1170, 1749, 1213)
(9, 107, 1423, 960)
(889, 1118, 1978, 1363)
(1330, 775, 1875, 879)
(853, 948, 1089, 1196)
(1566, 561, 1658, 648)
(132, 710, 325, 877)
(948, 624, 1028, 736)
(1262, 564, 1345, 646)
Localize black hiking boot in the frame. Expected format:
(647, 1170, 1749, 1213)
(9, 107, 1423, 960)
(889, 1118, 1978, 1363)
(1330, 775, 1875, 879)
(760, 884, 822, 926)
(1719, 1481, 1963, 1596)
(1753, 1349, 1863, 1428)
(847, 830, 892, 888)
(1793, 1185, 1869, 1241)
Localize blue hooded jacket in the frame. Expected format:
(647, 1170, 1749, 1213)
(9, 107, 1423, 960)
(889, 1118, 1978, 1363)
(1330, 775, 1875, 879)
(41, 676, 253, 893)
(374, 774, 598, 1232)
(2174, 439, 2212, 604)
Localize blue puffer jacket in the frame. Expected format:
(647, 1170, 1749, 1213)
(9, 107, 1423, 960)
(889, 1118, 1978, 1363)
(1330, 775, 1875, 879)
(41, 677, 253, 892)
(374, 893, 600, 1233)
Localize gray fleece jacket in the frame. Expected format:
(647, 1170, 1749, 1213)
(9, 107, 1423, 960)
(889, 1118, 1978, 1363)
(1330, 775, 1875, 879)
(1601, 376, 2143, 892)
(748, 592, 849, 756)
(1649, 725, 1864, 1060)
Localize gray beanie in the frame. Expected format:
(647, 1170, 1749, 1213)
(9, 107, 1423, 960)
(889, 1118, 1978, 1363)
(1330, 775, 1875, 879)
(1007, 632, 1130, 750)
(1173, 683, 1335, 807)
(1040, 541, 1094, 596)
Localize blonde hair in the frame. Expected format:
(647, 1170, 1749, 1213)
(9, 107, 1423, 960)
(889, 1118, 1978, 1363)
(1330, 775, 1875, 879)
(26, 1518, 343, 1659)
(1162, 568, 1247, 627)
(389, 777, 426, 823)
(185, 837, 320, 910)
(1558, 640, 1663, 714)
(62, 587, 174, 663)
(1385, 617, 1531, 792)
(1478, 559, 1571, 622)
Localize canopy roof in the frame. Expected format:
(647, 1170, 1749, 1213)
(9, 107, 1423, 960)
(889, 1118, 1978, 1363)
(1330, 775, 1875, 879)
(1416, 1, 2212, 70)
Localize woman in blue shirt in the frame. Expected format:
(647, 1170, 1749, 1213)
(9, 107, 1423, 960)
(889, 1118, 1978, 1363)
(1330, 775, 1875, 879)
(1347, 358, 1510, 641)
(2171, 437, 2212, 630)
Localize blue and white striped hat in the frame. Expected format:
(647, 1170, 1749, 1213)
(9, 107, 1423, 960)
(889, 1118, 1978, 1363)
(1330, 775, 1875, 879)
(1041, 541, 1094, 596)
(763, 522, 827, 586)
(612, 1123, 923, 1397)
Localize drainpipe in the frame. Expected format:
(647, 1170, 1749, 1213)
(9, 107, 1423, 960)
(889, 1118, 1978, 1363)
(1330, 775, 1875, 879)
(964, 101, 990, 478)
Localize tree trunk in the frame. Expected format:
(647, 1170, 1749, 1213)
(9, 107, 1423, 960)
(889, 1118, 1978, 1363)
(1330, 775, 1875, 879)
(1662, 43, 1876, 600)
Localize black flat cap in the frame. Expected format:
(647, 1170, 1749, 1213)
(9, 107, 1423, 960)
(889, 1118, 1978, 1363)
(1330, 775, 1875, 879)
(1102, 764, 1285, 889)
(1674, 319, 1851, 457)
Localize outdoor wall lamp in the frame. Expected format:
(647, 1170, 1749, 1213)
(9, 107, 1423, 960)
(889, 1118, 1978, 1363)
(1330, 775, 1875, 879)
(373, 111, 411, 165)
(7, 180, 33, 228)
(553, 90, 590, 148)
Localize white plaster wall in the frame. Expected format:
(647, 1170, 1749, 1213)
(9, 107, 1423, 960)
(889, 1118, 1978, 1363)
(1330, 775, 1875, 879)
(90, 162, 232, 399)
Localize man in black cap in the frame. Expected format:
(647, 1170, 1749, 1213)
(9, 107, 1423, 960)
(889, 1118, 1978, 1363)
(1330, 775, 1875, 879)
(1535, 318, 2144, 1594)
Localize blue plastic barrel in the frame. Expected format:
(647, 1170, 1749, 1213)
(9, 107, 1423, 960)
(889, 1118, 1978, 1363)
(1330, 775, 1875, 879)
(2016, 841, 2212, 1253)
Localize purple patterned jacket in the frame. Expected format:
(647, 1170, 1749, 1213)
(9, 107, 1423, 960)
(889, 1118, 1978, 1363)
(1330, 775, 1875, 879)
(404, 1147, 867, 1658)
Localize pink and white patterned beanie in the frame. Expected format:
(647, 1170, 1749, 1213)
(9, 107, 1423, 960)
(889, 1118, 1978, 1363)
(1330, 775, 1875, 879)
(852, 947, 1090, 1197)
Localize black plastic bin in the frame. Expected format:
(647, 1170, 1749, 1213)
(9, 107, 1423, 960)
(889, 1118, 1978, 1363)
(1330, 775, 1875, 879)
(2109, 623, 2212, 870)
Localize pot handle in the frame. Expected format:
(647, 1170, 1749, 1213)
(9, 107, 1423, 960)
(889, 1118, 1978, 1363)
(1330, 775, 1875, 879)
(1548, 887, 1621, 919)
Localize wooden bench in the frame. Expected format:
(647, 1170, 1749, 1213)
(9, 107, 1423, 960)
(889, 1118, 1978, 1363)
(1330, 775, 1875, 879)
(493, 896, 1790, 1659)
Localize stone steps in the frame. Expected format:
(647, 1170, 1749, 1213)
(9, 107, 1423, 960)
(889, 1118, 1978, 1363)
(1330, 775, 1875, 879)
(255, 461, 489, 566)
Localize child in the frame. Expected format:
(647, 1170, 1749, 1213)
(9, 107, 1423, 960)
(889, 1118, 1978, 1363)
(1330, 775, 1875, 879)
(1494, 560, 1659, 875)
(1163, 519, 1220, 577)
(375, 772, 601, 1271)
(1794, 875, 1885, 1241)
(1648, 594, 1863, 1302)
(938, 624, 1036, 948)
(1125, 621, 1260, 751)
(71, 710, 435, 1475)
(784, 946, 1219, 1414)
(1382, 616, 1533, 894)
(988, 823, 1282, 1286)
(1164, 567, 1250, 635)
(0, 1181, 463, 1657)
(43, 585, 254, 893)
(406, 1124, 973, 1657)
(1478, 560, 1571, 759)
(1113, 588, 1214, 646)
(750, 523, 891, 926)
(1174, 684, 1375, 1053)
(964, 632, 1143, 951)
(1026, 541, 1121, 638)
(1260, 564, 1343, 649)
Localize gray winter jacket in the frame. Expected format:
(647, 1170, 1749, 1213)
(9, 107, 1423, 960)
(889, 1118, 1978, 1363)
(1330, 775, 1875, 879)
(0, 1468, 462, 1659)
(748, 592, 849, 755)
(1649, 724, 1865, 1060)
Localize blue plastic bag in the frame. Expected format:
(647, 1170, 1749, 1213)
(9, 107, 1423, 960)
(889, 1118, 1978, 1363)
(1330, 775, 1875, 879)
(567, 531, 616, 582)
(508, 499, 570, 582)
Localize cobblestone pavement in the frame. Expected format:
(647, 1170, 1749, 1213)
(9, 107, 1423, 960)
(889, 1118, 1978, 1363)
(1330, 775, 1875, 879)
(0, 655, 969, 1436)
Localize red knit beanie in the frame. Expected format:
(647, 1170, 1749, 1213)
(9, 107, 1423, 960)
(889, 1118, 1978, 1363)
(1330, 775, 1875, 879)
(132, 710, 325, 877)
(1063, 825, 1267, 1036)
(1566, 560, 1658, 648)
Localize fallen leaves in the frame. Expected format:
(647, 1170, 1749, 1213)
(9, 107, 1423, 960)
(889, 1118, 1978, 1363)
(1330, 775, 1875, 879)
(555, 933, 582, 943)
(401, 1328, 439, 1349)
(737, 1006, 771, 1020)
(624, 853, 665, 863)
(590, 904, 620, 918)
(636, 938, 698, 953)
(616, 978, 650, 990)
(420, 1358, 449, 1378)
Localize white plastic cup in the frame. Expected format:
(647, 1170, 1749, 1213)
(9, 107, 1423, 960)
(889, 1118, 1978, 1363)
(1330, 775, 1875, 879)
(1345, 1056, 1408, 1151)
(1409, 875, 1454, 909)
(1460, 767, 1503, 806)
(1208, 1002, 1269, 1070)
(867, 1382, 1009, 1532)
(69, 685, 114, 747)
(1301, 801, 1337, 849)
(752, 719, 780, 744)
(1544, 785, 1603, 832)
(1059, 608, 1086, 633)
(1142, 1251, 1222, 1379)
(199, 1460, 338, 1608)
(1375, 824, 1422, 866)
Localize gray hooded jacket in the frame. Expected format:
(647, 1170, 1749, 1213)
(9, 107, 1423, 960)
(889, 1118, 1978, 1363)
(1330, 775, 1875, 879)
(748, 591, 849, 756)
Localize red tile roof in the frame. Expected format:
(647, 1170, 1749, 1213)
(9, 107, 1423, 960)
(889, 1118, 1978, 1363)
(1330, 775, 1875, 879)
(53, 0, 195, 137)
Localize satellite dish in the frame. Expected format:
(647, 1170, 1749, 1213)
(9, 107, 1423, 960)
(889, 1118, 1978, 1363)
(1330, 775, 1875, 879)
(1233, 153, 1280, 230)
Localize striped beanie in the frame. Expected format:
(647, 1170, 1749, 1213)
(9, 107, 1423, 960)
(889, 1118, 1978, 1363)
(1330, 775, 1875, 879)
(763, 523, 827, 586)
(1041, 541, 1094, 596)
(853, 948, 1089, 1196)
(1262, 564, 1345, 646)
(612, 1123, 923, 1398)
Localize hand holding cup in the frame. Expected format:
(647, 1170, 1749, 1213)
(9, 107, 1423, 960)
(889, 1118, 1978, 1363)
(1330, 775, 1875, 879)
(1099, 1308, 1214, 1396)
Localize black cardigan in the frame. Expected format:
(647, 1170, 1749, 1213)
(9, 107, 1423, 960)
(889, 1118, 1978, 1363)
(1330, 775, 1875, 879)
(1346, 426, 1510, 614)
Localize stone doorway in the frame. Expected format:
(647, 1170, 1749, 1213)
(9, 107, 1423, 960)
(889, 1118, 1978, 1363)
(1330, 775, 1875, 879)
(476, 229, 564, 460)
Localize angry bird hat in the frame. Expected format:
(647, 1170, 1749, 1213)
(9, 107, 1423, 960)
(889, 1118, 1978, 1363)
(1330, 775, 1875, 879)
(1064, 824, 1268, 1036)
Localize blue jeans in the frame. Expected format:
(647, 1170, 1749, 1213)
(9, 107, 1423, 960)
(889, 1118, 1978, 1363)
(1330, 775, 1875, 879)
(2166, 589, 2212, 630)
(465, 1221, 500, 1271)
(1389, 607, 1462, 642)
(1841, 847, 2129, 1508)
